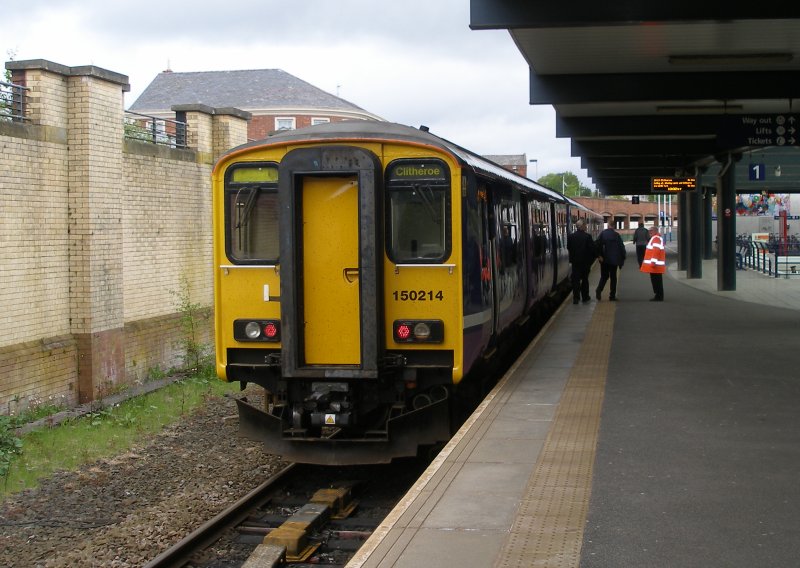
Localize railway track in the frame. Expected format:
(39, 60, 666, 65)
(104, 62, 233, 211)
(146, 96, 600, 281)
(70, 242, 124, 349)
(144, 463, 298, 568)
(144, 459, 428, 568)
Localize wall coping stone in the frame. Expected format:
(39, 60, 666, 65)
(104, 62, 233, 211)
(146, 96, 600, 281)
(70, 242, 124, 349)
(6, 59, 130, 91)
(171, 104, 251, 121)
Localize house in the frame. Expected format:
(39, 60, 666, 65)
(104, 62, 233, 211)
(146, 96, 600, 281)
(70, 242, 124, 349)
(128, 68, 384, 140)
(484, 154, 529, 178)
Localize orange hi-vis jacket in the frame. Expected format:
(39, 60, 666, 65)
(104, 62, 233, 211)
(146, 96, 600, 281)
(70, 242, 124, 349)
(640, 234, 666, 274)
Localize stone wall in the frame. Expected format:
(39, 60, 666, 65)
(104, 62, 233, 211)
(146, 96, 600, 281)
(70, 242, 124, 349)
(0, 60, 249, 412)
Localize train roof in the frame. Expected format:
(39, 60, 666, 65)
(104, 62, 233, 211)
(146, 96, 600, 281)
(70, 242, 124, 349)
(218, 121, 568, 204)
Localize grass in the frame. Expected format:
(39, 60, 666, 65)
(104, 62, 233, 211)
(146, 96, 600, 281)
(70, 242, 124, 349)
(1, 368, 240, 498)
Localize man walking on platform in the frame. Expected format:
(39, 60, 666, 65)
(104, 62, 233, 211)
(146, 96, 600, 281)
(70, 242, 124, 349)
(633, 222, 650, 267)
(566, 219, 595, 304)
(595, 225, 626, 301)
(641, 225, 666, 301)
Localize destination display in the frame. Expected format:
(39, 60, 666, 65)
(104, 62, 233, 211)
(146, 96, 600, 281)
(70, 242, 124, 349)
(387, 160, 448, 182)
(718, 114, 798, 148)
(651, 177, 696, 193)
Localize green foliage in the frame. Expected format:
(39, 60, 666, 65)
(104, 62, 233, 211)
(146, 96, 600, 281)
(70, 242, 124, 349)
(146, 365, 167, 382)
(4, 49, 15, 82)
(1, 372, 237, 497)
(7, 397, 68, 428)
(537, 172, 594, 197)
(1, 49, 17, 121)
(123, 118, 154, 142)
(170, 274, 210, 372)
(0, 416, 23, 483)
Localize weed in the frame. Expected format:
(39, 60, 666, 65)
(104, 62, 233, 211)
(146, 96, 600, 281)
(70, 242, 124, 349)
(146, 366, 167, 382)
(0, 417, 23, 485)
(170, 274, 210, 372)
(7, 395, 69, 428)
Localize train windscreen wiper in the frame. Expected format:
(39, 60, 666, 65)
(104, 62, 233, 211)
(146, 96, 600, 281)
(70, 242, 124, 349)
(235, 186, 261, 230)
(415, 183, 442, 224)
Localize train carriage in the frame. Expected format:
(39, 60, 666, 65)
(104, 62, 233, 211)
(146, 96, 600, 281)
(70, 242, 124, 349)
(212, 121, 598, 465)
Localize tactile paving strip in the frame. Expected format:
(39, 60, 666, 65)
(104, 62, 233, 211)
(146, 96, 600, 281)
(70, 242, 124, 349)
(494, 302, 615, 568)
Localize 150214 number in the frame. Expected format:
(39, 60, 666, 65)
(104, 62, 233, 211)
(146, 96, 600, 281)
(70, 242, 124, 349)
(393, 290, 444, 301)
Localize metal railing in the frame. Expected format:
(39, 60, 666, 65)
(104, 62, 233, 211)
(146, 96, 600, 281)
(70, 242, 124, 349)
(736, 236, 800, 278)
(124, 110, 187, 149)
(0, 79, 28, 122)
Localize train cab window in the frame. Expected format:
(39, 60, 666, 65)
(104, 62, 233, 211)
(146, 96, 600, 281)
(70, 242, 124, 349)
(224, 163, 280, 262)
(385, 159, 451, 263)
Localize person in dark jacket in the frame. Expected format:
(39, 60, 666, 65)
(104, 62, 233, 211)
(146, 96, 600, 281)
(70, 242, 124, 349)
(566, 219, 596, 304)
(595, 226, 626, 301)
(632, 223, 650, 267)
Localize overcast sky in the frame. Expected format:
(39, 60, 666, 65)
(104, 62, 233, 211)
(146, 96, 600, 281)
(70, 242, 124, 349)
(5, 0, 593, 188)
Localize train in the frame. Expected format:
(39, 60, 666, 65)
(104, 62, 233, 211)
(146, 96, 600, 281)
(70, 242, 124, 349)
(211, 121, 602, 465)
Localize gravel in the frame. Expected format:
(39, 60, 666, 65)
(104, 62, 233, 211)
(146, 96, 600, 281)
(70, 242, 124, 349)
(0, 391, 286, 568)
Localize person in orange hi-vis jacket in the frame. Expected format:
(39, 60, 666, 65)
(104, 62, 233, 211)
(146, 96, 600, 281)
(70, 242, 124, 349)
(640, 226, 666, 301)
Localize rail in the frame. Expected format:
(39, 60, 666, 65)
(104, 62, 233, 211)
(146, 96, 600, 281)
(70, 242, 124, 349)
(773, 253, 800, 279)
(143, 463, 297, 568)
(124, 110, 188, 149)
(740, 241, 772, 275)
(0, 79, 28, 122)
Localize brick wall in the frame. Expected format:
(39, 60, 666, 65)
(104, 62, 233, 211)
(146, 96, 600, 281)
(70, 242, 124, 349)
(248, 114, 354, 139)
(0, 60, 248, 412)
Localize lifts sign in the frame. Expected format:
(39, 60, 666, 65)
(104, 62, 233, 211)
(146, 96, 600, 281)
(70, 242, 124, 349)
(718, 114, 798, 148)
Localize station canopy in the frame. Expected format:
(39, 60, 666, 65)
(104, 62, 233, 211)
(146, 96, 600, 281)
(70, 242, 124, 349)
(470, 2, 800, 195)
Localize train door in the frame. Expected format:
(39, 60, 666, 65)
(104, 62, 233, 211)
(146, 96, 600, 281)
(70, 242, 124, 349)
(478, 186, 494, 336)
(278, 146, 384, 379)
(553, 203, 571, 290)
(491, 186, 525, 333)
(301, 176, 360, 364)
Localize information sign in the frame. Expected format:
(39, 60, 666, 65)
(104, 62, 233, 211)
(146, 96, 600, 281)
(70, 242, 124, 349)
(718, 114, 798, 148)
(749, 163, 766, 181)
(651, 177, 696, 193)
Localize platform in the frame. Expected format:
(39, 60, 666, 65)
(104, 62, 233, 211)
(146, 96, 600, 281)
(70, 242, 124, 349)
(347, 242, 800, 567)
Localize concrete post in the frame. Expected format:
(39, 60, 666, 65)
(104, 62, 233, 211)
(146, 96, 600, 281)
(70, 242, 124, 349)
(703, 187, 714, 259)
(717, 154, 739, 291)
(687, 179, 704, 279)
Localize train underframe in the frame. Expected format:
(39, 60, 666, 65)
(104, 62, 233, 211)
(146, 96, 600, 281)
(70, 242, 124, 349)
(230, 358, 458, 465)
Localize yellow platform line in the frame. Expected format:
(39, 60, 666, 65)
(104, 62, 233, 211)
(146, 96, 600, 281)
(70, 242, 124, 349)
(495, 302, 615, 568)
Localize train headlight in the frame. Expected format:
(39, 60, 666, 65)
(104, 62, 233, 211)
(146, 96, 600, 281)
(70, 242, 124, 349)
(234, 319, 281, 342)
(244, 321, 262, 339)
(393, 320, 444, 343)
(413, 322, 431, 340)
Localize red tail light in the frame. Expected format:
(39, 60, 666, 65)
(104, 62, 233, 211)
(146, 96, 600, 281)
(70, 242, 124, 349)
(396, 323, 412, 339)
(234, 319, 281, 342)
(393, 320, 444, 343)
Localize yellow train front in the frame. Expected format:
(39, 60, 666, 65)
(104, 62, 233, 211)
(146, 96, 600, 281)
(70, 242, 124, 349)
(212, 121, 574, 465)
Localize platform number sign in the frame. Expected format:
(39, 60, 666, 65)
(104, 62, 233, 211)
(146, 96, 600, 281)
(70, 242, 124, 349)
(749, 163, 766, 181)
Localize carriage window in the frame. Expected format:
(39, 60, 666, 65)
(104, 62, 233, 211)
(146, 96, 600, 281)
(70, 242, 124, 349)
(385, 159, 451, 263)
(225, 164, 280, 262)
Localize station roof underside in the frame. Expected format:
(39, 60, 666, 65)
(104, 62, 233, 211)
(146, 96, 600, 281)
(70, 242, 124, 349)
(470, 2, 800, 196)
